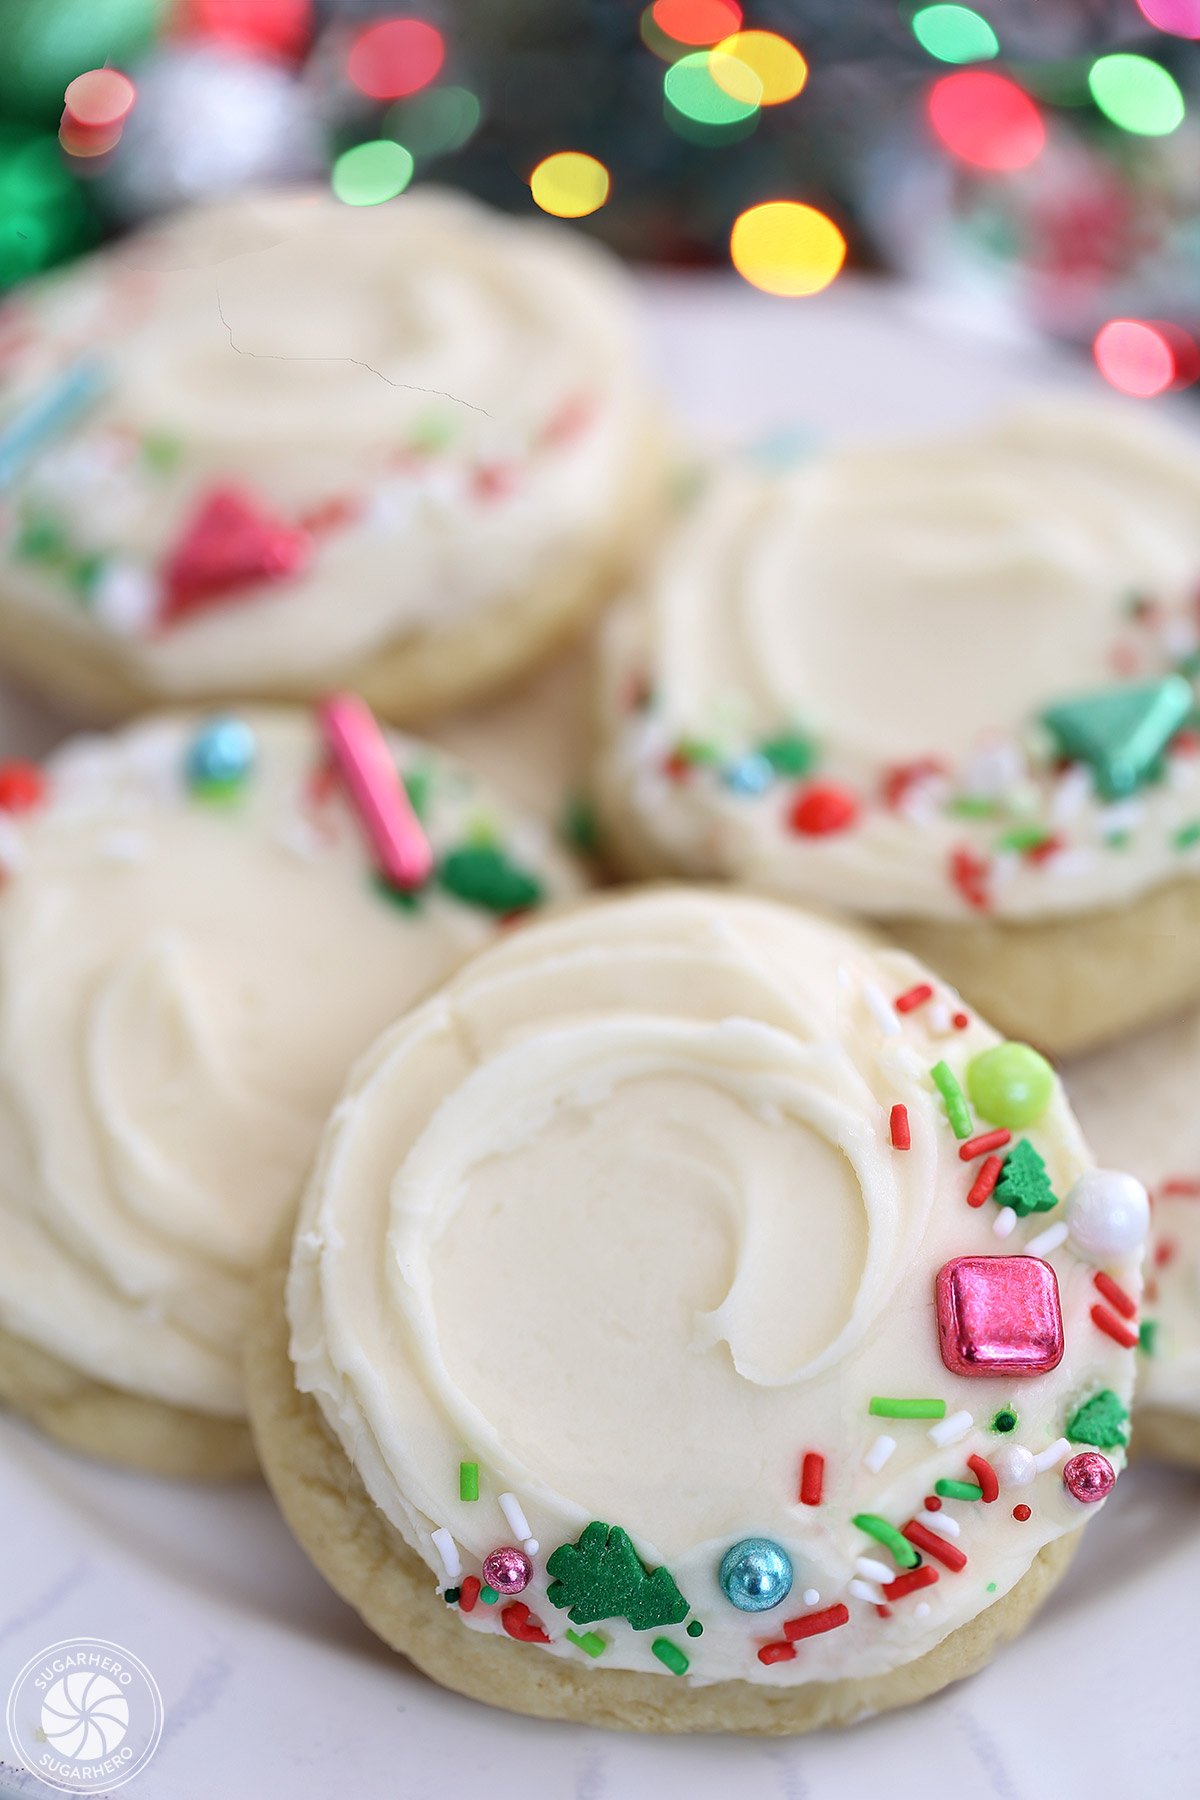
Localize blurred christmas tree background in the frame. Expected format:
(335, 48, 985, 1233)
(2, 1, 1200, 396)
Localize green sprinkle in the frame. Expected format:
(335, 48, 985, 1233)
(1105, 830, 1132, 849)
(650, 1637, 690, 1676)
(934, 1479, 983, 1501)
(1139, 1319, 1159, 1356)
(852, 1514, 919, 1569)
(986, 1582, 997, 1594)
(189, 777, 247, 806)
(480, 1585, 499, 1605)
(1041, 677, 1192, 800)
(443, 1587, 461, 1605)
(996, 825, 1054, 853)
(1067, 1389, 1129, 1449)
(995, 1139, 1057, 1217)
(403, 765, 434, 820)
(16, 514, 69, 563)
(141, 430, 183, 472)
(562, 791, 599, 854)
(869, 1397, 947, 1419)
(1174, 820, 1200, 851)
(676, 736, 721, 766)
(438, 844, 544, 914)
(459, 1461, 479, 1502)
(991, 1408, 1019, 1434)
(371, 872, 421, 912)
(758, 732, 816, 776)
(686, 1619, 704, 1638)
(408, 411, 456, 451)
(565, 1628, 607, 1658)
(948, 795, 998, 818)
(930, 1060, 972, 1139)
(68, 549, 105, 594)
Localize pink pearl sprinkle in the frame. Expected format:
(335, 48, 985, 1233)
(1063, 1452, 1116, 1505)
(481, 1546, 533, 1595)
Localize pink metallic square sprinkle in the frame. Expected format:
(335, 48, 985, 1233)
(935, 1255, 1064, 1377)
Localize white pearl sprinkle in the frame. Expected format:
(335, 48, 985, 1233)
(993, 1445, 1036, 1488)
(914, 1601, 932, 1620)
(928, 1409, 973, 1447)
(802, 1588, 820, 1607)
(1065, 1169, 1150, 1260)
(864, 1434, 896, 1473)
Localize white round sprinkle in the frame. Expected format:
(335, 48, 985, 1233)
(802, 1589, 820, 1607)
(89, 560, 160, 636)
(1065, 1169, 1150, 1260)
(992, 1444, 1036, 1488)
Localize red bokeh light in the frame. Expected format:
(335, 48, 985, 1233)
(927, 71, 1045, 173)
(1093, 319, 1177, 397)
(347, 19, 445, 101)
(175, 0, 313, 62)
(652, 0, 743, 44)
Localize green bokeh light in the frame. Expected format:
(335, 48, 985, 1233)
(332, 140, 415, 206)
(663, 51, 759, 129)
(1088, 54, 1185, 137)
(385, 87, 482, 160)
(911, 6, 999, 65)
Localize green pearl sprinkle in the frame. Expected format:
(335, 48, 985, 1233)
(686, 1620, 704, 1638)
(991, 1409, 1019, 1434)
(479, 1585, 499, 1605)
(967, 1042, 1055, 1130)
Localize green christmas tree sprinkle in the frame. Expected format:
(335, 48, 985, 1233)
(438, 844, 544, 914)
(546, 1522, 688, 1631)
(1066, 1390, 1129, 1449)
(994, 1140, 1057, 1217)
(758, 731, 816, 776)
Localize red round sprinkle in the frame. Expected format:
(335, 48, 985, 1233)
(1013, 1504, 1031, 1522)
(788, 781, 859, 836)
(0, 761, 46, 812)
(923, 1495, 942, 1511)
(952, 1011, 970, 1030)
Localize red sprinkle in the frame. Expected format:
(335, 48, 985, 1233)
(1012, 1504, 1032, 1522)
(1023, 833, 1063, 866)
(923, 1495, 942, 1511)
(788, 781, 860, 836)
(882, 1565, 939, 1601)
(782, 1603, 850, 1642)
(298, 494, 359, 534)
(758, 1640, 797, 1665)
(662, 750, 692, 783)
(1093, 1271, 1137, 1319)
(894, 983, 934, 1014)
(950, 846, 991, 912)
(875, 1604, 892, 1619)
(959, 1129, 1011, 1163)
(500, 1602, 551, 1644)
(471, 462, 517, 501)
(1172, 727, 1200, 755)
(799, 1452, 824, 1507)
(1091, 1302, 1139, 1349)
(890, 1104, 911, 1151)
(1160, 1177, 1200, 1198)
(967, 1454, 1000, 1504)
(882, 757, 946, 809)
(901, 1521, 967, 1572)
(458, 1575, 481, 1613)
(0, 761, 46, 812)
(1154, 1240, 1177, 1269)
(966, 1154, 1004, 1209)
(952, 1011, 970, 1030)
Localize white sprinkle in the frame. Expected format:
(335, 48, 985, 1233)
(802, 1588, 820, 1606)
(916, 1509, 961, 1539)
(864, 1434, 896, 1473)
(862, 981, 902, 1036)
(993, 1206, 1018, 1239)
(1050, 764, 1093, 824)
(524, 1539, 539, 1556)
(89, 559, 160, 636)
(962, 738, 1023, 800)
(914, 1601, 932, 1620)
(99, 829, 152, 863)
(1024, 1221, 1069, 1259)
(856, 1557, 895, 1585)
(927, 1001, 954, 1036)
(928, 1409, 973, 1447)
(1034, 1437, 1070, 1474)
(430, 1527, 461, 1583)
(1097, 798, 1144, 835)
(499, 1491, 533, 1543)
(848, 1578, 885, 1606)
(0, 818, 27, 876)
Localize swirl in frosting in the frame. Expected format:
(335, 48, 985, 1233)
(289, 889, 1141, 1686)
(0, 711, 578, 1418)
(596, 403, 1200, 920)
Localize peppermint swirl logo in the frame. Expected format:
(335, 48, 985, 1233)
(6, 1638, 163, 1793)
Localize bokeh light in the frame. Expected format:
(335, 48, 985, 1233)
(665, 49, 760, 128)
(1088, 54, 1184, 136)
(176, 0, 312, 61)
(331, 139, 414, 206)
(347, 18, 445, 101)
(730, 201, 846, 297)
(653, 0, 742, 45)
(60, 68, 136, 159)
(911, 6, 999, 64)
(1093, 319, 1175, 396)
(928, 71, 1045, 170)
(1136, 0, 1200, 38)
(530, 152, 610, 219)
(711, 31, 807, 106)
(386, 86, 481, 160)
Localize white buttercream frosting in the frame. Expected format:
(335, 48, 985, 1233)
(0, 187, 652, 690)
(596, 404, 1200, 921)
(0, 711, 579, 1418)
(1069, 1015, 1200, 1421)
(289, 888, 1141, 1687)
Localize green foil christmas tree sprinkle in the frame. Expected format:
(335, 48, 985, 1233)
(546, 1522, 688, 1630)
(1040, 675, 1192, 800)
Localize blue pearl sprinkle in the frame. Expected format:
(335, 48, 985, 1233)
(722, 753, 774, 797)
(185, 716, 257, 791)
(718, 1538, 794, 1613)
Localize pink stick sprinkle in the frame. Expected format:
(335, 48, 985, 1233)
(317, 694, 433, 891)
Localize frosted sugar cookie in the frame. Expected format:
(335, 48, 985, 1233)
(247, 889, 1144, 1732)
(593, 404, 1200, 1054)
(0, 187, 664, 722)
(1069, 1014, 1200, 1466)
(0, 703, 580, 1477)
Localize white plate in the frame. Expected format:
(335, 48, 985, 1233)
(1, 273, 1198, 1800)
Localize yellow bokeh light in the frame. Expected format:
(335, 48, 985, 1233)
(530, 151, 611, 219)
(730, 201, 846, 297)
(711, 31, 808, 106)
